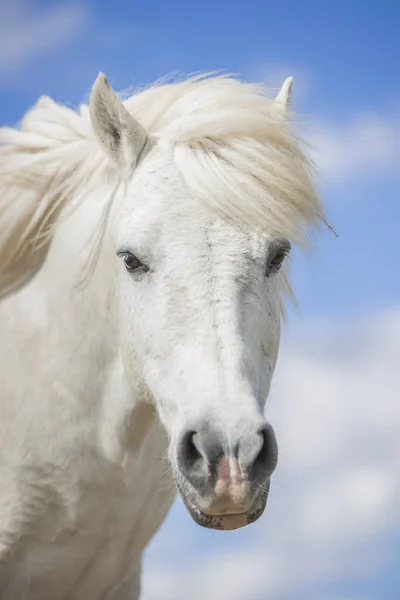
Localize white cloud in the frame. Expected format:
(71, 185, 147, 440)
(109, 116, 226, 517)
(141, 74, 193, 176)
(305, 113, 400, 184)
(0, 1, 87, 73)
(142, 307, 400, 600)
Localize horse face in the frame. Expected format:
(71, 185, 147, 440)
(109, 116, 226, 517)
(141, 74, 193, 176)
(89, 73, 295, 531)
(114, 148, 287, 530)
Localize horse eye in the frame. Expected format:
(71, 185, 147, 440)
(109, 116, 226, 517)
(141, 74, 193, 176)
(266, 241, 291, 276)
(270, 251, 286, 268)
(118, 251, 148, 274)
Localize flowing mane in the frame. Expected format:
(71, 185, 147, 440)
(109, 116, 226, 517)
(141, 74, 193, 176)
(0, 73, 324, 300)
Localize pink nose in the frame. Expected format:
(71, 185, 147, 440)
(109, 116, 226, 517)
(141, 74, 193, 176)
(214, 457, 246, 509)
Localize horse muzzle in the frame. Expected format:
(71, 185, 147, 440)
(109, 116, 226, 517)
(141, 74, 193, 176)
(174, 421, 277, 530)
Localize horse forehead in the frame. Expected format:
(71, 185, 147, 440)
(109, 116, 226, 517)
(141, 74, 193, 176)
(122, 148, 270, 247)
(119, 201, 256, 257)
(161, 223, 262, 275)
(120, 157, 268, 257)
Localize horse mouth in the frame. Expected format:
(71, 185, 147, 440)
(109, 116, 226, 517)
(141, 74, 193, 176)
(177, 481, 270, 531)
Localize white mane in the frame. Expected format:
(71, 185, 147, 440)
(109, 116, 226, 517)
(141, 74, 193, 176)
(0, 73, 324, 299)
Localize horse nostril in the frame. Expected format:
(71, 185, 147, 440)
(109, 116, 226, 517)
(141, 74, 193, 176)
(252, 425, 278, 479)
(179, 430, 204, 474)
(177, 426, 226, 487)
(183, 431, 202, 464)
(177, 428, 215, 492)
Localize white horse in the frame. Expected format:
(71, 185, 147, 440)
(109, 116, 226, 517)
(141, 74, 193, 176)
(0, 72, 324, 599)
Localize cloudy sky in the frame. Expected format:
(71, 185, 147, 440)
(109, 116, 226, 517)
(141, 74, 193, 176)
(1, 1, 399, 599)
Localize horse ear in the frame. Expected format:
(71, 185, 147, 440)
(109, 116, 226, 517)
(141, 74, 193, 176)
(89, 72, 148, 173)
(274, 77, 293, 115)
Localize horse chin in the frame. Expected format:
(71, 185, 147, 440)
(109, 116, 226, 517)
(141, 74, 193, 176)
(177, 481, 270, 531)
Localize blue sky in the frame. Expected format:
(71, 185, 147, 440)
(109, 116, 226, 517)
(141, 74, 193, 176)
(1, 2, 399, 599)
